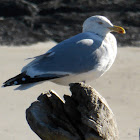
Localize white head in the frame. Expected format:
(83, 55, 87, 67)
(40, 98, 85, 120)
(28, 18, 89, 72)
(83, 15, 125, 37)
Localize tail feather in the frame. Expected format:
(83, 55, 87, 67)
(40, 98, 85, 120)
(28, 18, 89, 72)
(2, 72, 62, 87)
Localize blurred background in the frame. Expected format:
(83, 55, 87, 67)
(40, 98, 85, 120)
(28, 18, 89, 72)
(0, 0, 139, 46)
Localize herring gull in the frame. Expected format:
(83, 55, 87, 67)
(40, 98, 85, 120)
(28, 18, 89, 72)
(2, 15, 125, 89)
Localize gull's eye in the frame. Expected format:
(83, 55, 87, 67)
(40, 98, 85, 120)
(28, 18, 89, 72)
(98, 22, 103, 25)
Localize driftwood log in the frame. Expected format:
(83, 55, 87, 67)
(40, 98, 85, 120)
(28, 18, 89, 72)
(26, 83, 119, 140)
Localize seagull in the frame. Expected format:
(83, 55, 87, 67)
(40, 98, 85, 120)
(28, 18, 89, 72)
(2, 15, 125, 89)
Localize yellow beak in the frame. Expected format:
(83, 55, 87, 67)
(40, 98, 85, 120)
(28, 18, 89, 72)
(109, 25, 126, 34)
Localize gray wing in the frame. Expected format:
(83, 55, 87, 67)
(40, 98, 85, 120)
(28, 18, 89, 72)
(22, 32, 106, 78)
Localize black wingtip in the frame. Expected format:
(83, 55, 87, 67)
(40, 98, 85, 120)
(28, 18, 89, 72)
(2, 82, 10, 87)
(1, 84, 5, 88)
(2, 73, 26, 87)
(2, 82, 15, 87)
(3, 72, 68, 88)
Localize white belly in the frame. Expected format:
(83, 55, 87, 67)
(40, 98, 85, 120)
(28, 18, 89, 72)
(51, 67, 105, 86)
(52, 50, 116, 86)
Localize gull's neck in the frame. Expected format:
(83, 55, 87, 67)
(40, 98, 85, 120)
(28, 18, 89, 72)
(82, 28, 110, 37)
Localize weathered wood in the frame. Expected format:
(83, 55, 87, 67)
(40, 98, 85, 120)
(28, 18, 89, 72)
(26, 82, 119, 140)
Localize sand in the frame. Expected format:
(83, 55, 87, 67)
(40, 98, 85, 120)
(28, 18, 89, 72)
(0, 41, 140, 140)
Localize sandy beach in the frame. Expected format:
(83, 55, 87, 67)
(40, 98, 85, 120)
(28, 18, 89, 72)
(0, 41, 140, 140)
